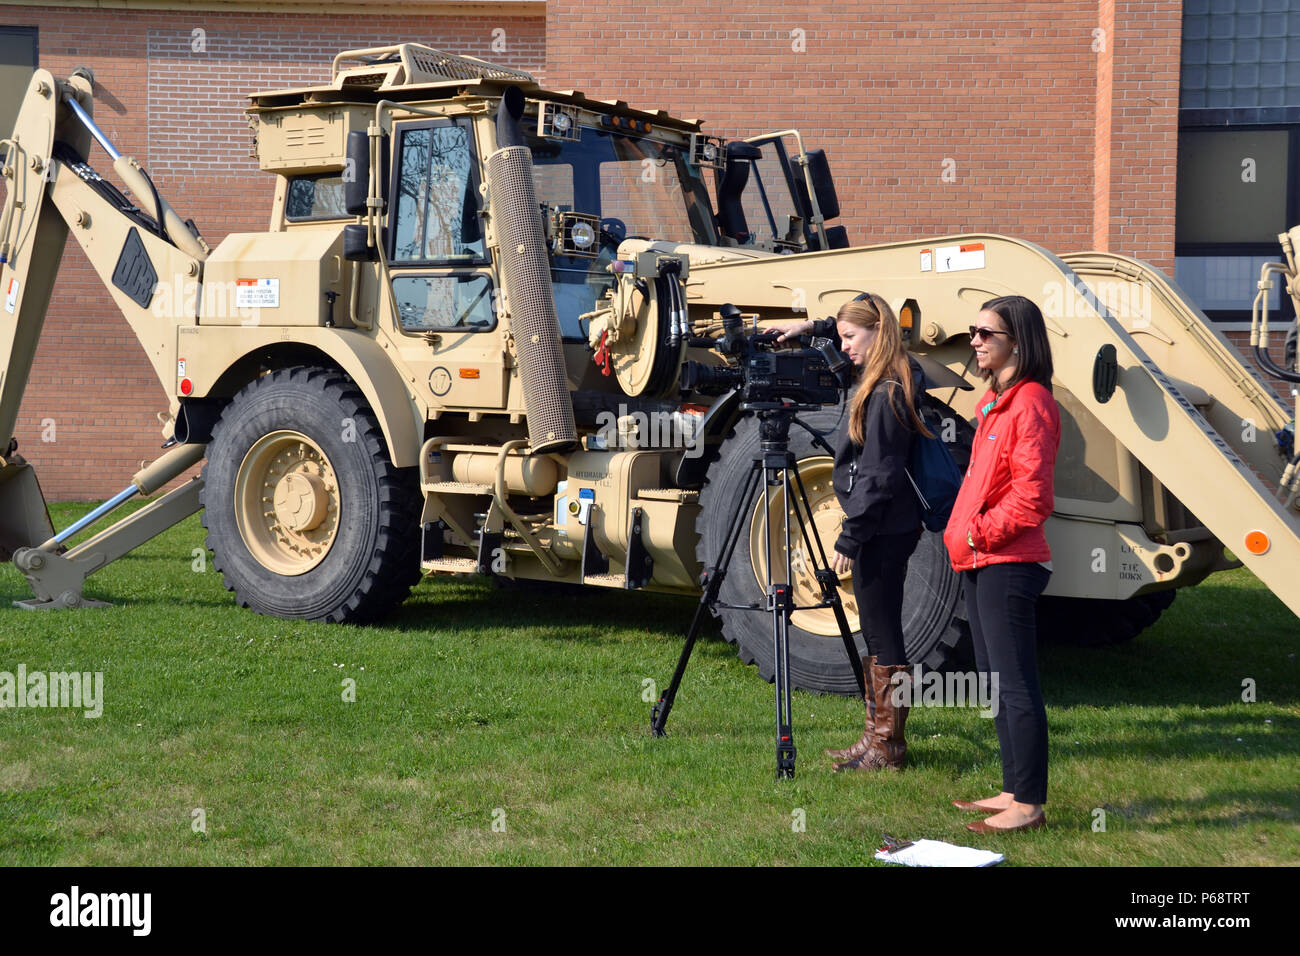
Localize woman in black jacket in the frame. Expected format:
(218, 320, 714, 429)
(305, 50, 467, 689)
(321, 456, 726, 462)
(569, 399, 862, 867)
(776, 294, 930, 770)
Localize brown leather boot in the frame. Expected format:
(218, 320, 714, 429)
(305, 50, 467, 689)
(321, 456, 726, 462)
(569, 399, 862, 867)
(824, 655, 876, 760)
(834, 661, 910, 772)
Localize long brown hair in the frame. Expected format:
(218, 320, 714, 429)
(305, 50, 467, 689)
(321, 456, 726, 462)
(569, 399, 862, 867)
(844, 294, 932, 444)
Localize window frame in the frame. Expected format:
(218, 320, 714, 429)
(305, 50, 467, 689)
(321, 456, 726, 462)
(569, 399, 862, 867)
(0, 25, 38, 57)
(0, 26, 39, 140)
(283, 172, 350, 223)
(385, 116, 489, 268)
(389, 269, 498, 335)
(1174, 122, 1300, 324)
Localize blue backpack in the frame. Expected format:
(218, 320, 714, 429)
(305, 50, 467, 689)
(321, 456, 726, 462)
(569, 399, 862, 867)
(904, 402, 964, 533)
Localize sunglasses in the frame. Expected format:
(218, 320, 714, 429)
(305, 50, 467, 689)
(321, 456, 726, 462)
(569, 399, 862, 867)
(969, 325, 1012, 342)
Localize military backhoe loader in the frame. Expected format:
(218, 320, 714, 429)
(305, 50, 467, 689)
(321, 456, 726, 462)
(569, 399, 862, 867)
(2, 45, 1297, 695)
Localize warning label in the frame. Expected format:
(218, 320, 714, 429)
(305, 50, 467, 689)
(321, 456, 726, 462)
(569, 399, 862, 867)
(934, 243, 986, 273)
(235, 278, 280, 309)
(4, 276, 18, 314)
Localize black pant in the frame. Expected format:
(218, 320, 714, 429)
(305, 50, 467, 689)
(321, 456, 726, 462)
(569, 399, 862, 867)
(963, 562, 1052, 805)
(851, 528, 922, 667)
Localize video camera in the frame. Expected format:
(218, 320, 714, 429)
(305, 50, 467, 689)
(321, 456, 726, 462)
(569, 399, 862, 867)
(680, 304, 851, 406)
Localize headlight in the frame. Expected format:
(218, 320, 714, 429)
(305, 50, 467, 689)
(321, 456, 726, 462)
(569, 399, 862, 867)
(570, 220, 596, 249)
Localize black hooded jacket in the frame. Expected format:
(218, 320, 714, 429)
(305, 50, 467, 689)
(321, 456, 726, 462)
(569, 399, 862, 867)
(829, 354, 925, 557)
(806, 317, 925, 556)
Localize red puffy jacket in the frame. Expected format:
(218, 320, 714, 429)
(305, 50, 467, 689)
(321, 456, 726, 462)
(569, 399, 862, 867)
(943, 379, 1060, 571)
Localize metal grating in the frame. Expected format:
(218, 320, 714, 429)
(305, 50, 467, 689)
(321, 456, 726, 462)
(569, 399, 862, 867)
(332, 44, 535, 89)
(406, 47, 535, 84)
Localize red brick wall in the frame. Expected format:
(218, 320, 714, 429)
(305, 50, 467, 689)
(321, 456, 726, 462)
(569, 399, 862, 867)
(0, 2, 1211, 500)
(544, 1, 1104, 250)
(1096, 0, 1183, 271)
(2, 5, 544, 500)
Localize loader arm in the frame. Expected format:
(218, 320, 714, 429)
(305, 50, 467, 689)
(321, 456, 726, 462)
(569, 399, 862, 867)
(686, 234, 1300, 620)
(1061, 251, 1292, 487)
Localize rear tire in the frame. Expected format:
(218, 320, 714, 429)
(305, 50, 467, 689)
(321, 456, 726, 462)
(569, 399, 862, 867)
(696, 399, 974, 696)
(1036, 590, 1177, 647)
(201, 367, 421, 622)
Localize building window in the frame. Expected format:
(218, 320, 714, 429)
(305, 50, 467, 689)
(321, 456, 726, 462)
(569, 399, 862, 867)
(1181, 0, 1300, 123)
(1177, 129, 1290, 244)
(0, 27, 38, 142)
(1178, 2, 1300, 323)
(1174, 127, 1297, 322)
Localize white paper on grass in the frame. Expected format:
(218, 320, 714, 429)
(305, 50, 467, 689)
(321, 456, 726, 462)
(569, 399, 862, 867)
(873, 839, 1004, 867)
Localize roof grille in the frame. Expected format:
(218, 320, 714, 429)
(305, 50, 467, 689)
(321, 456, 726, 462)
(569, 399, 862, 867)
(332, 44, 535, 90)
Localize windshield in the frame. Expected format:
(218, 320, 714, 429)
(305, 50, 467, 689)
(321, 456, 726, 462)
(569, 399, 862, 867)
(529, 127, 718, 339)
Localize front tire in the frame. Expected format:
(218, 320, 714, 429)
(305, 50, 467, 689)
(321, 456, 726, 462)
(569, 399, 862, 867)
(201, 367, 421, 622)
(696, 399, 973, 695)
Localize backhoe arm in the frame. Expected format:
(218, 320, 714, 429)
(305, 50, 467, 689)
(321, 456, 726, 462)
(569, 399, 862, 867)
(0, 67, 208, 571)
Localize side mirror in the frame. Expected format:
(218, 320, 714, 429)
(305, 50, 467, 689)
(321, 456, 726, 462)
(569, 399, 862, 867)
(345, 131, 370, 216)
(805, 149, 840, 222)
(342, 223, 375, 262)
(344, 131, 389, 217)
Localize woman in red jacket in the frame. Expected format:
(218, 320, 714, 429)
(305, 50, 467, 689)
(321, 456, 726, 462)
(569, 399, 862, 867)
(943, 295, 1060, 834)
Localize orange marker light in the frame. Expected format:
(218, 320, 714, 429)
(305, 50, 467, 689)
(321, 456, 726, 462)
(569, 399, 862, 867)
(459, 368, 480, 379)
(1244, 530, 1270, 555)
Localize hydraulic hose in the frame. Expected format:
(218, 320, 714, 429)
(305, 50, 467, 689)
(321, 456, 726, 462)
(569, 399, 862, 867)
(1252, 345, 1300, 384)
(1250, 263, 1300, 383)
(676, 264, 689, 342)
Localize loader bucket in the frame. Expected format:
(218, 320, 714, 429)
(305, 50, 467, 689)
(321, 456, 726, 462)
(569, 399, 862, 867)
(0, 458, 56, 561)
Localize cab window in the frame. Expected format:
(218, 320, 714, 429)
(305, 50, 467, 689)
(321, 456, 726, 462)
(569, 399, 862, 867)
(390, 120, 486, 264)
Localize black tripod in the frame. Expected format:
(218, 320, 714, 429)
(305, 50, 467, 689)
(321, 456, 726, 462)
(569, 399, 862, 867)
(650, 402, 865, 778)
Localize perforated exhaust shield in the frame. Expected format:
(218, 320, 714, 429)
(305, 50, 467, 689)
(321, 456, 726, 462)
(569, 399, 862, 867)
(487, 144, 577, 453)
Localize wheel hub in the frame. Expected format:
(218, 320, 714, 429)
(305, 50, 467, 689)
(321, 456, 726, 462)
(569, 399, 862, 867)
(273, 472, 329, 532)
(235, 430, 340, 575)
(749, 456, 860, 636)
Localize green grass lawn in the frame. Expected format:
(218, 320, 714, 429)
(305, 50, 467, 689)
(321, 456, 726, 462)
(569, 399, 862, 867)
(0, 502, 1297, 865)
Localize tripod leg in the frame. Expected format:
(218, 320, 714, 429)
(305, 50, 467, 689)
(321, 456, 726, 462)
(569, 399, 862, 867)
(789, 462, 866, 698)
(773, 595, 796, 778)
(651, 459, 764, 736)
(650, 596, 714, 737)
(768, 464, 796, 778)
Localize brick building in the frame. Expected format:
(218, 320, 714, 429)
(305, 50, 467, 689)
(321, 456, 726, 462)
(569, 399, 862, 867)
(0, 0, 1295, 498)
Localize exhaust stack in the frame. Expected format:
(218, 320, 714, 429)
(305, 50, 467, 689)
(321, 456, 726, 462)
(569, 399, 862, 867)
(486, 86, 576, 454)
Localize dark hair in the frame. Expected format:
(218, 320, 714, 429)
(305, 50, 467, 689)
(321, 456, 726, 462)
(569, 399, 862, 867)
(979, 295, 1054, 393)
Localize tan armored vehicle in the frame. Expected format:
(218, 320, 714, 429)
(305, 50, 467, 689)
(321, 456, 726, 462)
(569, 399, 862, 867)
(3, 45, 1298, 694)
